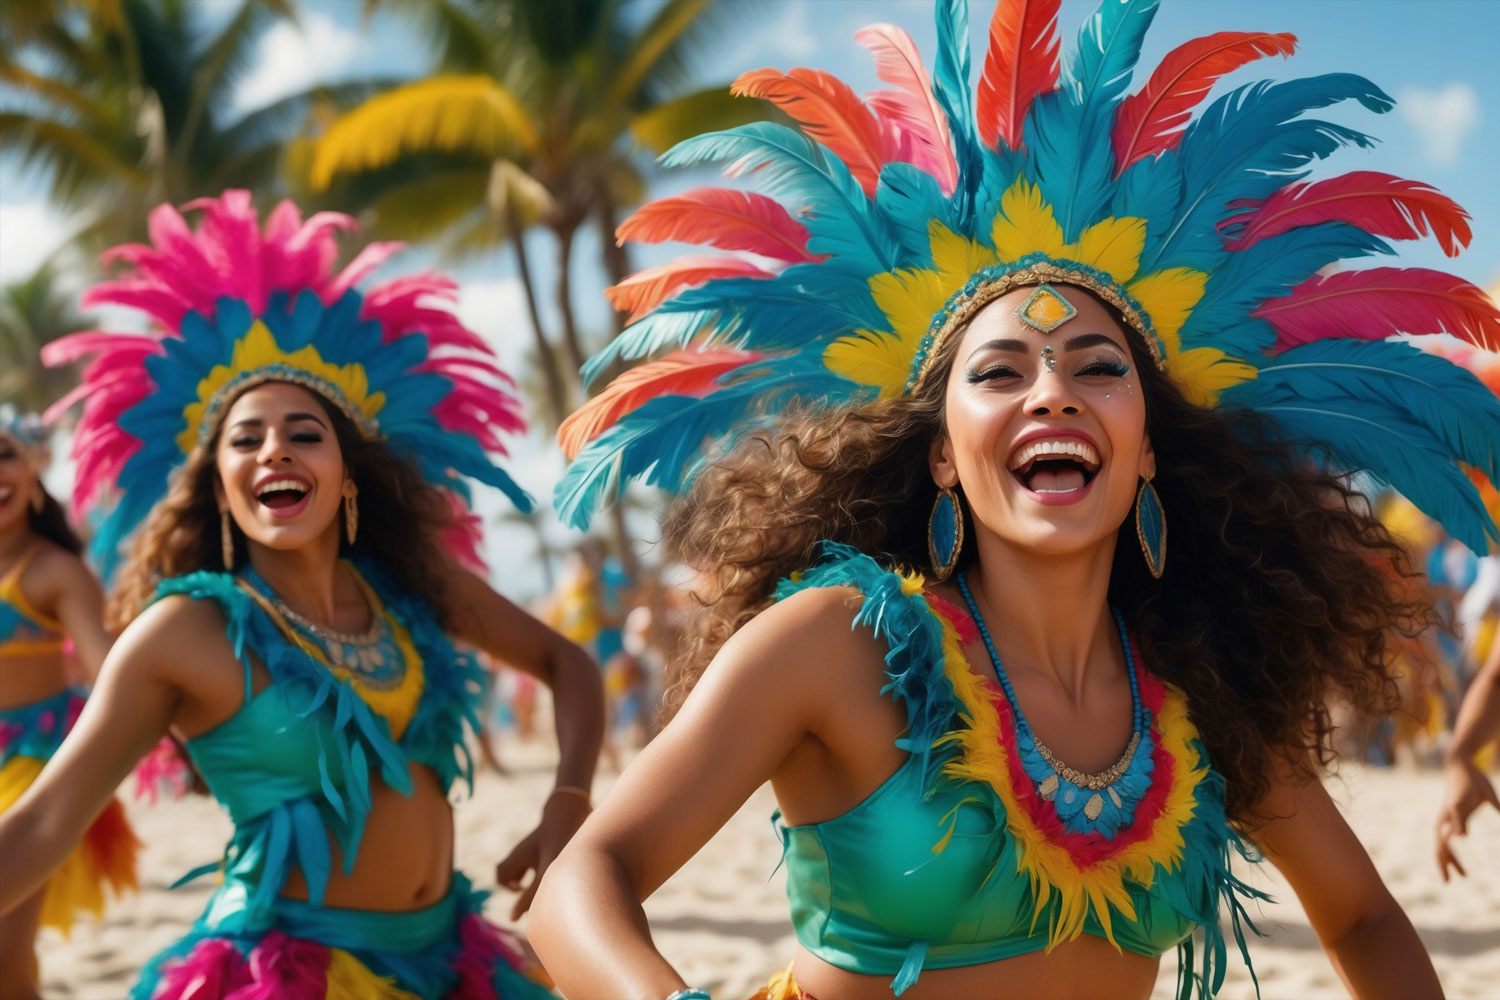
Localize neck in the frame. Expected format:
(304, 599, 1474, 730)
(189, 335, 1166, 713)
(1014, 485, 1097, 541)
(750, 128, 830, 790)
(964, 531, 1120, 704)
(0, 518, 36, 562)
(245, 529, 346, 624)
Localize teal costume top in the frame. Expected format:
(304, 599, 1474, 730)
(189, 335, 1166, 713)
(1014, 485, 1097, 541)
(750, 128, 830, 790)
(772, 545, 1265, 998)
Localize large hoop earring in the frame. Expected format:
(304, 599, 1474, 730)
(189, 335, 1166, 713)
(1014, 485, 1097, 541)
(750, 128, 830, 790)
(927, 485, 964, 582)
(1135, 474, 1166, 579)
(220, 510, 236, 570)
(344, 493, 359, 546)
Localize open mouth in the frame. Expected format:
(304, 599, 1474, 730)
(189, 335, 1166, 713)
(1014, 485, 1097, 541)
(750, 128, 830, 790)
(254, 477, 310, 514)
(1007, 438, 1102, 495)
(0, 485, 13, 505)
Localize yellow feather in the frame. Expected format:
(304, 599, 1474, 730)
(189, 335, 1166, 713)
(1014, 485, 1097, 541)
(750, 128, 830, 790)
(311, 76, 540, 191)
(929, 221, 999, 289)
(868, 268, 951, 348)
(1065, 217, 1146, 285)
(823, 331, 915, 398)
(991, 179, 1066, 264)
(1165, 348, 1258, 408)
(325, 949, 422, 1000)
(1124, 268, 1207, 355)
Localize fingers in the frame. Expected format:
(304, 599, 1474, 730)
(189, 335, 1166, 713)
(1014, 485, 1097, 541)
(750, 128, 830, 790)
(495, 838, 538, 893)
(510, 872, 540, 920)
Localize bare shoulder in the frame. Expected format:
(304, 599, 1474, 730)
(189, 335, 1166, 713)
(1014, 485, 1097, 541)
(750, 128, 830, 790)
(21, 540, 96, 595)
(113, 593, 236, 684)
(708, 584, 891, 697)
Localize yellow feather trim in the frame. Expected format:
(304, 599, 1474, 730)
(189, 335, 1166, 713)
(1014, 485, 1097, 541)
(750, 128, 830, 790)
(824, 331, 918, 398)
(930, 602, 1207, 951)
(1068, 217, 1147, 286)
(991, 179, 1067, 263)
(929, 221, 999, 290)
(325, 948, 422, 1000)
(1124, 269, 1207, 356)
(868, 268, 952, 348)
(180, 321, 387, 456)
(1165, 348, 1259, 408)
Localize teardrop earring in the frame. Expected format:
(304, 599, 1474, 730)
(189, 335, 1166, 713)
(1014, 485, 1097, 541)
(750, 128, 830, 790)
(1134, 474, 1166, 578)
(220, 510, 236, 569)
(344, 493, 359, 546)
(927, 485, 964, 581)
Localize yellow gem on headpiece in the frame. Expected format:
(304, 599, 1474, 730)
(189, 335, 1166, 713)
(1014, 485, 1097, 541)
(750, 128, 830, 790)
(1015, 284, 1077, 333)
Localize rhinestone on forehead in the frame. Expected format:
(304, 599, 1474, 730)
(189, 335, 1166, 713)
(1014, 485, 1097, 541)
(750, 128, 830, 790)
(1015, 284, 1078, 333)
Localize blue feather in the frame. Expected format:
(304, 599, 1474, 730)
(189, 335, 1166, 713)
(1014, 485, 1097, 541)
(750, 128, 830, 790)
(1148, 74, 1392, 272)
(556, 358, 864, 528)
(1181, 223, 1393, 346)
(876, 162, 960, 263)
(1110, 152, 1182, 262)
(932, 0, 981, 216)
(1063, 0, 1161, 110)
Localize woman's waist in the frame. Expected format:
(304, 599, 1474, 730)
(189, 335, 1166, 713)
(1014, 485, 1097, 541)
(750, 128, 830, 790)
(0, 666, 71, 713)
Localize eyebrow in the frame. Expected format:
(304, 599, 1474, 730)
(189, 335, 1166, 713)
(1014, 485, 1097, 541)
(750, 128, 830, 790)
(968, 331, 1126, 360)
(227, 411, 329, 431)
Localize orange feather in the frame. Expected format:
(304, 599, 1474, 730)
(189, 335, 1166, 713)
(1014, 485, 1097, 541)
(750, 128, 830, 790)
(615, 187, 821, 263)
(976, 0, 1061, 152)
(605, 257, 775, 324)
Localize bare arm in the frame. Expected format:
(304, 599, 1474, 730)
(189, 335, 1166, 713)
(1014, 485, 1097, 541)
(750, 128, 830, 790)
(1436, 637, 1500, 879)
(45, 550, 113, 678)
(529, 586, 878, 997)
(1255, 756, 1442, 1000)
(440, 560, 606, 915)
(0, 598, 185, 917)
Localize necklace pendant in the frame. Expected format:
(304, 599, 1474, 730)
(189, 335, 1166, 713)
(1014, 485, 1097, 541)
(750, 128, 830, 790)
(1084, 792, 1104, 822)
(1108, 786, 1123, 809)
(1039, 773, 1059, 800)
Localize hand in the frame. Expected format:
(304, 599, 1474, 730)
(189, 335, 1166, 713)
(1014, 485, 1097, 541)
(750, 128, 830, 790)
(495, 789, 592, 919)
(1435, 756, 1500, 881)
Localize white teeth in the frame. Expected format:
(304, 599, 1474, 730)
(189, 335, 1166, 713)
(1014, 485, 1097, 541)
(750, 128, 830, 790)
(1007, 438, 1102, 470)
(0, 487, 12, 502)
(256, 478, 307, 498)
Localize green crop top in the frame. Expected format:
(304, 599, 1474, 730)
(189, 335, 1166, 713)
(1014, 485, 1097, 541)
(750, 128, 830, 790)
(771, 545, 1266, 998)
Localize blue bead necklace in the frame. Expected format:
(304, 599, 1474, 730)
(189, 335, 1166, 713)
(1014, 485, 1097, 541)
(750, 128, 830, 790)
(956, 571, 1153, 834)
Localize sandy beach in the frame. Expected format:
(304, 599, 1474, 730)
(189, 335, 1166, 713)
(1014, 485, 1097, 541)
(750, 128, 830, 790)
(38, 741, 1500, 999)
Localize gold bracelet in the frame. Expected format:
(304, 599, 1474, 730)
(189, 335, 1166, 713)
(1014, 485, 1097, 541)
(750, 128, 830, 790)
(549, 784, 592, 806)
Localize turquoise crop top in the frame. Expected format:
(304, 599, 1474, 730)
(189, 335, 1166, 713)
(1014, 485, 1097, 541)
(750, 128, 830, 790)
(154, 560, 484, 931)
(771, 545, 1265, 998)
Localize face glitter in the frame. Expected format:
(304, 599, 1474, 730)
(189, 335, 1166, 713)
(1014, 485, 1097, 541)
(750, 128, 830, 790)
(1041, 345, 1056, 372)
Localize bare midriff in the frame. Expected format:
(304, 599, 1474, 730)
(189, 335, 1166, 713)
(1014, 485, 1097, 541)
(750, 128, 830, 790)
(0, 653, 68, 711)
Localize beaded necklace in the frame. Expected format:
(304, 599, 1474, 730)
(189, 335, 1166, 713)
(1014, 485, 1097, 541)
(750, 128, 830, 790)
(956, 572, 1153, 836)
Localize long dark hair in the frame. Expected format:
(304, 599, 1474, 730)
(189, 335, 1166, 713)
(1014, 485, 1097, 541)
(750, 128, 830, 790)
(109, 386, 458, 628)
(28, 488, 83, 556)
(664, 286, 1430, 828)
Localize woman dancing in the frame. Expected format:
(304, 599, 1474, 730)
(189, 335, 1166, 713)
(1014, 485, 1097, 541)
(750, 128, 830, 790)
(0, 405, 137, 999)
(532, 1, 1500, 996)
(0, 190, 603, 998)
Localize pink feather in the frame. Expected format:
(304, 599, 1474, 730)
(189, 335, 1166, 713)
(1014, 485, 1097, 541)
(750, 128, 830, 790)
(132, 736, 191, 804)
(1258, 267, 1500, 351)
(616, 188, 822, 263)
(855, 23, 958, 194)
(1112, 31, 1296, 175)
(606, 256, 775, 323)
(152, 938, 253, 1000)
(325, 241, 406, 302)
(976, 0, 1061, 152)
(558, 349, 763, 460)
(1224, 171, 1473, 256)
(731, 67, 899, 195)
(237, 931, 331, 999)
(452, 914, 538, 998)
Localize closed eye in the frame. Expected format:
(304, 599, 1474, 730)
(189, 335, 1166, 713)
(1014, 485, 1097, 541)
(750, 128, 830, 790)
(966, 365, 1021, 383)
(1077, 360, 1130, 377)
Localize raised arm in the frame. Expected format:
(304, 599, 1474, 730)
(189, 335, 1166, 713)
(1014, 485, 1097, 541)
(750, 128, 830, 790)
(528, 586, 883, 997)
(42, 549, 113, 678)
(440, 559, 606, 916)
(1254, 754, 1442, 1000)
(1436, 635, 1500, 880)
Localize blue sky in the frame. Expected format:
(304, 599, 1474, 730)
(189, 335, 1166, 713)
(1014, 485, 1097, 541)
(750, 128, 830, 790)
(2, 0, 1498, 596)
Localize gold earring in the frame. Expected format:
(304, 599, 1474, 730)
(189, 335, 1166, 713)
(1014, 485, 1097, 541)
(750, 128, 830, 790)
(344, 493, 358, 546)
(220, 510, 235, 569)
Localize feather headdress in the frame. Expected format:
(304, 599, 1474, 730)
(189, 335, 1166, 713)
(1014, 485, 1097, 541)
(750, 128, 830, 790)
(44, 190, 530, 576)
(557, 0, 1500, 552)
(0, 406, 48, 461)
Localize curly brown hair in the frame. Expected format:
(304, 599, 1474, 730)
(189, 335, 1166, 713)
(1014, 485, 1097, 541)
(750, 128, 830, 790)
(108, 387, 458, 629)
(664, 287, 1435, 828)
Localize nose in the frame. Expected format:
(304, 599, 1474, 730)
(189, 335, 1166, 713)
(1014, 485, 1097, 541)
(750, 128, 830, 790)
(257, 428, 295, 465)
(1025, 367, 1083, 417)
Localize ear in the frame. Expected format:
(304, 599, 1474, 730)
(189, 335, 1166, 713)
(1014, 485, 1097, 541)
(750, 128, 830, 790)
(342, 475, 358, 500)
(929, 433, 959, 489)
(1139, 435, 1156, 481)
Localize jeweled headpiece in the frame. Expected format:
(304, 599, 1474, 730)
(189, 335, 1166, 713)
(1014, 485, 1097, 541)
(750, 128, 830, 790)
(555, 0, 1500, 552)
(0, 405, 48, 461)
(45, 190, 530, 575)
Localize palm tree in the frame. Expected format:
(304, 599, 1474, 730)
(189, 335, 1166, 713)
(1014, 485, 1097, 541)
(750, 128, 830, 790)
(308, 0, 766, 430)
(0, 0, 399, 248)
(0, 260, 93, 412)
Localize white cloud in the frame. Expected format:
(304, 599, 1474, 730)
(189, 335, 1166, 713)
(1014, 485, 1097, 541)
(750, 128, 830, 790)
(231, 12, 360, 114)
(454, 277, 532, 375)
(1398, 83, 1481, 167)
(0, 201, 70, 283)
(722, 1, 818, 70)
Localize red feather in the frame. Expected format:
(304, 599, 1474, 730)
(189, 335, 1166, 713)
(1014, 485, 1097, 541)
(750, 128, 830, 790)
(557, 349, 763, 460)
(1112, 31, 1296, 175)
(1224, 171, 1473, 256)
(1257, 267, 1500, 351)
(731, 68, 897, 195)
(615, 187, 821, 263)
(605, 257, 775, 324)
(976, 0, 1061, 152)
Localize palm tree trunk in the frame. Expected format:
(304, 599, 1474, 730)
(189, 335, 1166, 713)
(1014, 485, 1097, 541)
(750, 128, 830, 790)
(597, 197, 630, 338)
(506, 209, 568, 430)
(553, 220, 588, 395)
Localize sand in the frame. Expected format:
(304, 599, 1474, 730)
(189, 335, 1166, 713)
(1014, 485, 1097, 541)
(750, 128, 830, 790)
(37, 743, 1500, 999)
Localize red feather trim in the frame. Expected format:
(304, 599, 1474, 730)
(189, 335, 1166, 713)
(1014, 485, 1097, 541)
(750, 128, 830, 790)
(731, 68, 897, 195)
(605, 256, 776, 324)
(1224, 171, 1473, 256)
(977, 0, 1062, 152)
(1112, 31, 1296, 175)
(615, 188, 821, 264)
(1258, 267, 1500, 351)
(557, 349, 764, 460)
